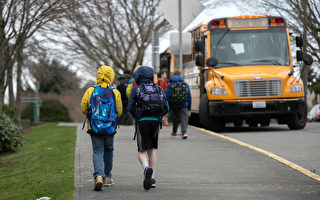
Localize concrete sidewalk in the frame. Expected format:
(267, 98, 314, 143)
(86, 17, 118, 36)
(67, 123, 320, 200)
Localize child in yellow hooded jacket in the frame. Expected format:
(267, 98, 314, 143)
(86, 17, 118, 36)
(81, 66, 122, 191)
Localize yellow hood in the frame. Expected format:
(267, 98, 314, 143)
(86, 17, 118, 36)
(97, 66, 114, 87)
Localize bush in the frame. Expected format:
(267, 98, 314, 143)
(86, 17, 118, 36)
(0, 113, 24, 152)
(2, 105, 17, 123)
(22, 99, 73, 122)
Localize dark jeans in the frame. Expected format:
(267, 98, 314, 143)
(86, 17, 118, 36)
(90, 134, 114, 178)
(172, 107, 188, 133)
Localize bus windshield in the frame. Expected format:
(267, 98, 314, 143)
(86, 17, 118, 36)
(210, 28, 290, 68)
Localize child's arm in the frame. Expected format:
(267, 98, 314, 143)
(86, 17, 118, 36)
(80, 87, 94, 115)
(127, 87, 137, 118)
(113, 89, 123, 117)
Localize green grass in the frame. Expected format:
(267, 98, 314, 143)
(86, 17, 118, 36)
(0, 123, 77, 200)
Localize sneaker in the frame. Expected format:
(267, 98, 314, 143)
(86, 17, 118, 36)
(182, 132, 188, 139)
(143, 167, 153, 190)
(94, 175, 103, 191)
(151, 178, 156, 188)
(171, 132, 177, 137)
(103, 177, 114, 187)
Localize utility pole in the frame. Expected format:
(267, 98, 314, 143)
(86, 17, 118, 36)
(152, 30, 160, 73)
(178, 0, 182, 71)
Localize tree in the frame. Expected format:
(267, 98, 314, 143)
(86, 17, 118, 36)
(46, 0, 170, 76)
(26, 58, 80, 94)
(308, 67, 320, 94)
(0, 0, 87, 113)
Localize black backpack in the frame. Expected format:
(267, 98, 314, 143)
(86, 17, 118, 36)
(136, 82, 165, 117)
(117, 75, 130, 103)
(170, 81, 188, 105)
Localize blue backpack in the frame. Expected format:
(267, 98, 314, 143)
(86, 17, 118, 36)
(87, 85, 118, 135)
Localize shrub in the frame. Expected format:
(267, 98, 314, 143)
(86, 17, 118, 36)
(2, 105, 17, 123)
(22, 99, 72, 122)
(0, 113, 24, 152)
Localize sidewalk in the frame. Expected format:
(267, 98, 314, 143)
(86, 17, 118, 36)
(67, 123, 320, 200)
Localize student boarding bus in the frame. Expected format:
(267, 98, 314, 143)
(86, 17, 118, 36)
(160, 15, 313, 132)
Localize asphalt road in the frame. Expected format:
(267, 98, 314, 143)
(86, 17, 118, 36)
(69, 123, 320, 200)
(222, 122, 320, 176)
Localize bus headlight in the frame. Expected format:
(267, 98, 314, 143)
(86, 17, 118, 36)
(289, 84, 303, 92)
(210, 87, 227, 95)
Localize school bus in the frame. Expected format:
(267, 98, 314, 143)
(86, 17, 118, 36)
(160, 15, 313, 132)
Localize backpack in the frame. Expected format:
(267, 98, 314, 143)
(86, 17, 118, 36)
(117, 75, 130, 103)
(169, 81, 188, 105)
(136, 82, 165, 117)
(87, 85, 118, 135)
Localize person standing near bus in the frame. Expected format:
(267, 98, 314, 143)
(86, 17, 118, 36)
(157, 68, 169, 126)
(166, 69, 191, 139)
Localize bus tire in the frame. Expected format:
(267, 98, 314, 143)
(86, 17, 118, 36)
(260, 119, 270, 127)
(233, 120, 243, 128)
(287, 102, 307, 130)
(199, 94, 225, 132)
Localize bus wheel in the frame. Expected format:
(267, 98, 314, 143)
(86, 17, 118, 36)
(260, 119, 270, 127)
(233, 120, 243, 128)
(287, 102, 307, 130)
(199, 94, 225, 132)
(247, 120, 258, 127)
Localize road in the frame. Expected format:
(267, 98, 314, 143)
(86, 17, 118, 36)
(71, 123, 320, 200)
(221, 122, 320, 176)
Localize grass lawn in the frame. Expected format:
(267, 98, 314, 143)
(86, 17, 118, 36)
(0, 123, 77, 200)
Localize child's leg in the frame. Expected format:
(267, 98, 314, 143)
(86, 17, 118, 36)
(147, 149, 156, 168)
(172, 109, 180, 133)
(147, 149, 156, 178)
(90, 134, 106, 178)
(103, 135, 114, 178)
(180, 107, 189, 133)
(138, 151, 149, 169)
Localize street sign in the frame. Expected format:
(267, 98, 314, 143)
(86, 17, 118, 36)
(157, 0, 204, 30)
(170, 32, 192, 55)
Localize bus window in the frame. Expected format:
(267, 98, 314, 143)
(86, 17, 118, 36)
(210, 28, 290, 68)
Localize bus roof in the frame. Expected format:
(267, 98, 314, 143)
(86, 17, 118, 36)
(190, 15, 287, 32)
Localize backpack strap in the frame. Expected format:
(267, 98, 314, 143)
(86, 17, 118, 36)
(108, 86, 120, 129)
(133, 122, 137, 140)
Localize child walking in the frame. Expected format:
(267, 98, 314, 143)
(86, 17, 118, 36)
(166, 69, 191, 139)
(81, 66, 122, 191)
(128, 66, 169, 190)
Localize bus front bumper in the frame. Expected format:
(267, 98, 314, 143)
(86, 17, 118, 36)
(208, 98, 305, 118)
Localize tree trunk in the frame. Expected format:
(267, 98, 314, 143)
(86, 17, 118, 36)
(0, 72, 5, 111)
(7, 65, 14, 107)
(15, 46, 24, 124)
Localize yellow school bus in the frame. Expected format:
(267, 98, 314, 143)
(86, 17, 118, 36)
(160, 15, 312, 132)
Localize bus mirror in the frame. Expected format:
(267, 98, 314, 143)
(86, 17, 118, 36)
(206, 57, 219, 67)
(296, 50, 303, 61)
(303, 53, 313, 65)
(194, 40, 203, 52)
(196, 54, 203, 66)
(296, 36, 303, 47)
